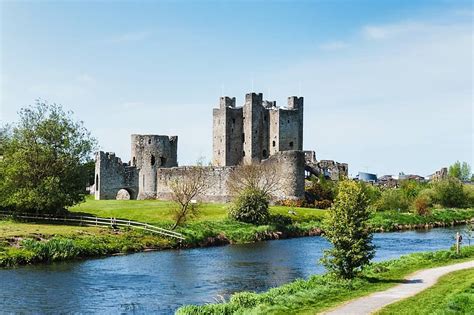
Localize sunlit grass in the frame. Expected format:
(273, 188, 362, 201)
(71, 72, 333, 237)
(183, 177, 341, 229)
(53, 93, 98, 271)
(376, 267, 474, 315)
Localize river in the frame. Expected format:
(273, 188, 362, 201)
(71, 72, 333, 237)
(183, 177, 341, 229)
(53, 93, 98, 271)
(0, 226, 468, 314)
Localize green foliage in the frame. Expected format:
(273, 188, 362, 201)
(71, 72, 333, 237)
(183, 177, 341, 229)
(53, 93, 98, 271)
(305, 176, 338, 208)
(176, 246, 474, 315)
(412, 194, 431, 216)
(399, 179, 426, 200)
(0, 124, 11, 156)
(432, 177, 467, 208)
(375, 189, 411, 212)
(321, 180, 375, 279)
(0, 101, 97, 213)
(448, 161, 472, 181)
(229, 188, 270, 225)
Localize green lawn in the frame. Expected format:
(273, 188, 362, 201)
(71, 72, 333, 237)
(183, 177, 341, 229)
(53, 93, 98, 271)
(69, 196, 326, 225)
(377, 268, 474, 315)
(0, 220, 106, 238)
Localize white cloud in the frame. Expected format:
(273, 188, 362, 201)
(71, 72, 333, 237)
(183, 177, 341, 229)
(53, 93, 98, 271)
(265, 17, 472, 176)
(76, 74, 96, 85)
(319, 41, 349, 51)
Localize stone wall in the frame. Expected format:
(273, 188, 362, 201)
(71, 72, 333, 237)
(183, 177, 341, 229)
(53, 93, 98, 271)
(94, 151, 138, 200)
(304, 150, 349, 181)
(156, 150, 305, 202)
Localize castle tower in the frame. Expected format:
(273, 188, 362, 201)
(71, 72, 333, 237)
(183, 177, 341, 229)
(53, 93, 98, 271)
(131, 134, 178, 199)
(243, 92, 269, 165)
(212, 96, 243, 166)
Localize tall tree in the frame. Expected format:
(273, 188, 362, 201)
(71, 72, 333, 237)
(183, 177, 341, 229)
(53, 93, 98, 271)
(0, 100, 97, 213)
(449, 161, 471, 181)
(321, 180, 375, 279)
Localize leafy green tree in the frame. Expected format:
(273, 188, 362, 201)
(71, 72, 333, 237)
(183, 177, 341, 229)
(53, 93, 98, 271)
(321, 180, 375, 279)
(0, 125, 11, 156)
(0, 101, 97, 213)
(432, 177, 467, 208)
(449, 161, 471, 181)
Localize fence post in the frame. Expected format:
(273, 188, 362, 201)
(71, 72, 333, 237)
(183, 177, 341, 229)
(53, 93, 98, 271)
(456, 232, 461, 254)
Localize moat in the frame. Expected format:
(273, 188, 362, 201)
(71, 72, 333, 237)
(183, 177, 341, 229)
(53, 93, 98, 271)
(0, 226, 467, 314)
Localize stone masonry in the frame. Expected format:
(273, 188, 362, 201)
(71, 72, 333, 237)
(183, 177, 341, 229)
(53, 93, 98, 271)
(212, 93, 303, 166)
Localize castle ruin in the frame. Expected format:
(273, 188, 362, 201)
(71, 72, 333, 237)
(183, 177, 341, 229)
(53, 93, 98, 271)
(94, 92, 347, 201)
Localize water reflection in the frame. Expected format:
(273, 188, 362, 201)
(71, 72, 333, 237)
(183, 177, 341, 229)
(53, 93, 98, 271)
(0, 226, 466, 314)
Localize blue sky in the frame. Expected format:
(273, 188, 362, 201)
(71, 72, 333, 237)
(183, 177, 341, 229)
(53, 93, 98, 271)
(1, 0, 472, 176)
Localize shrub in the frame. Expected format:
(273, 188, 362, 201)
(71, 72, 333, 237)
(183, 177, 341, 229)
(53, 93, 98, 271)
(412, 194, 431, 216)
(375, 189, 410, 212)
(229, 188, 270, 225)
(433, 177, 467, 208)
(305, 176, 338, 205)
(315, 199, 332, 209)
(464, 184, 474, 208)
(277, 198, 306, 208)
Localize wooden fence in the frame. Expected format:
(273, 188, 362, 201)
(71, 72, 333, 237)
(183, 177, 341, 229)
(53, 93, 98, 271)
(0, 211, 185, 240)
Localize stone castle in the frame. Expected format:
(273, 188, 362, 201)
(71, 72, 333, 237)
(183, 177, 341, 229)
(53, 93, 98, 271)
(95, 92, 347, 201)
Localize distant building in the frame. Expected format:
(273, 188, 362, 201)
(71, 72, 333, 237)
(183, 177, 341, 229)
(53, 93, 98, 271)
(357, 172, 377, 183)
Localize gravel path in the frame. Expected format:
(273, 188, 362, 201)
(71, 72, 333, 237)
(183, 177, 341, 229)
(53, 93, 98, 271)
(322, 260, 474, 315)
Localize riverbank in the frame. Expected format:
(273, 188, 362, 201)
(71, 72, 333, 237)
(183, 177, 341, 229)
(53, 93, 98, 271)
(1, 207, 473, 267)
(176, 246, 474, 314)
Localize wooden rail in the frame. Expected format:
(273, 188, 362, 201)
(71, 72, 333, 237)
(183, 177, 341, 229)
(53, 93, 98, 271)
(0, 211, 185, 240)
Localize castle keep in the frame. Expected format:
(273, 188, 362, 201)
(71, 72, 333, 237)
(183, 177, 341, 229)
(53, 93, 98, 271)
(213, 93, 303, 166)
(94, 92, 347, 201)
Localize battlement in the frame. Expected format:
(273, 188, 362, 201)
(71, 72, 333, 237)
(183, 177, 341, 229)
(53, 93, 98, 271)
(220, 96, 236, 108)
(288, 96, 304, 110)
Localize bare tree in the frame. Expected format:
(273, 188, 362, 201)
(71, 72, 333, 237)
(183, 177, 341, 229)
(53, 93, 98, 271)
(228, 162, 281, 197)
(169, 165, 210, 230)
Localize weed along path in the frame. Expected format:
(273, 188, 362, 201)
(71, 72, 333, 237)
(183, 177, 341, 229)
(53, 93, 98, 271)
(322, 260, 474, 315)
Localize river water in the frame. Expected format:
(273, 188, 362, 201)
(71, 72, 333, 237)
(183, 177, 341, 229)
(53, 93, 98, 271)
(0, 226, 468, 314)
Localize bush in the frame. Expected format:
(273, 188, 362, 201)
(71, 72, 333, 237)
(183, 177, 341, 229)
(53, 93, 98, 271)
(315, 199, 332, 209)
(305, 176, 338, 205)
(375, 189, 410, 212)
(277, 198, 306, 208)
(433, 177, 467, 208)
(412, 194, 431, 216)
(229, 188, 270, 225)
(464, 184, 474, 208)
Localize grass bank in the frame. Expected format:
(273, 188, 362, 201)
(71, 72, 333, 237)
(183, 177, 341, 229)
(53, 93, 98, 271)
(0, 220, 175, 267)
(176, 246, 474, 315)
(377, 267, 474, 315)
(1, 198, 473, 267)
